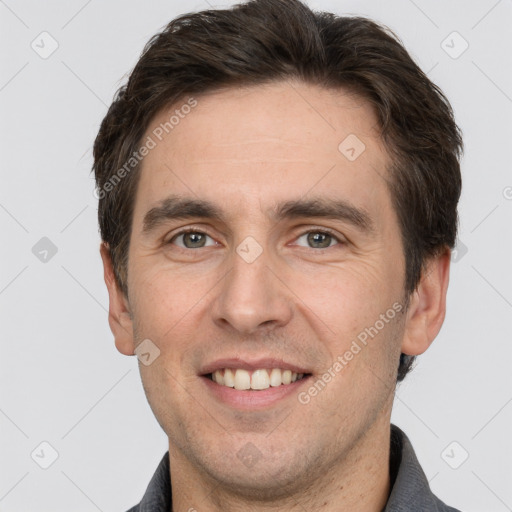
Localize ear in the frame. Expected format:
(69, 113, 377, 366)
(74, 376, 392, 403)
(401, 248, 451, 356)
(100, 242, 135, 356)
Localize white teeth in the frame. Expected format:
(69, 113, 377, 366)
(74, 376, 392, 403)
(251, 369, 270, 390)
(269, 368, 282, 387)
(234, 369, 251, 390)
(211, 368, 307, 390)
(212, 370, 225, 385)
(223, 368, 235, 387)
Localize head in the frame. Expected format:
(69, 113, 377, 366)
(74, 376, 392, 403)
(94, 0, 462, 499)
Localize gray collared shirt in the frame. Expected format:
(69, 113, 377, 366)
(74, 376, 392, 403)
(127, 424, 462, 512)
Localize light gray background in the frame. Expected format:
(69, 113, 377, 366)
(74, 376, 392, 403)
(1, 0, 511, 511)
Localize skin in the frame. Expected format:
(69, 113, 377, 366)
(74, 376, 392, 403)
(101, 80, 451, 512)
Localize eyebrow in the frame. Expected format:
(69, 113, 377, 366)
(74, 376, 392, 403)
(272, 198, 374, 233)
(142, 196, 225, 234)
(142, 195, 374, 235)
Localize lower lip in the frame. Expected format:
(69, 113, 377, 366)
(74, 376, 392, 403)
(200, 375, 311, 409)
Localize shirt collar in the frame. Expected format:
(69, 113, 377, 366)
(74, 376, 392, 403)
(384, 424, 459, 511)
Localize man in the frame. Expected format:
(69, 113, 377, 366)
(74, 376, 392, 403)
(93, 0, 463, 510)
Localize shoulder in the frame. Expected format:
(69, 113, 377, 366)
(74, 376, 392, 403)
(386, 425, 463, 512)
(124, 452, 171, 512)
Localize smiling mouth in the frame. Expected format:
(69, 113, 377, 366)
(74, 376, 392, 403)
(205, 368, 311, 391)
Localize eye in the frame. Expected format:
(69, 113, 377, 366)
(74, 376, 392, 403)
(295, 230, 341, 249)
(170, 230, 216, 249)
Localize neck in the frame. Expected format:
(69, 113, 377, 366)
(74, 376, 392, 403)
(169, 417, 392, 512)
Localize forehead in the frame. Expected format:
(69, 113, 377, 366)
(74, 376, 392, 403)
(135, 81, 391, 220)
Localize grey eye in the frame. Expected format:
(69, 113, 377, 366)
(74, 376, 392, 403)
(173, 231, 215, 248)
(296, 232, 337, 249)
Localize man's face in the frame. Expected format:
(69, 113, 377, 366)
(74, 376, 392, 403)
(123, 81, 409, 492)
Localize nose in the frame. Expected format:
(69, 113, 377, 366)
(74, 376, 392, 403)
(211, 245, 293, 335)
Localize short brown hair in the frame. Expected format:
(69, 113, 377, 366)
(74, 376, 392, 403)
(93, 0, 462, 381)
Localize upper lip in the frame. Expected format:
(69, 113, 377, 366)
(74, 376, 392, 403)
(199, 357, 311, 375)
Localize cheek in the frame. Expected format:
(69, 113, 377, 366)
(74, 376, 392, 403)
(129, 261, 203, 333)
(292, 260, 399, 328)
(287, 260, 406, 389)
(128, 264, 218, 385)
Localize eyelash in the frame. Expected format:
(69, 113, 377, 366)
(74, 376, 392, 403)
(167, 226, 344, 249)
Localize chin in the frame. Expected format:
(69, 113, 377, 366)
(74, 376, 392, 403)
(189, 438, 313, 500)
(206, 462, 307, 501)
